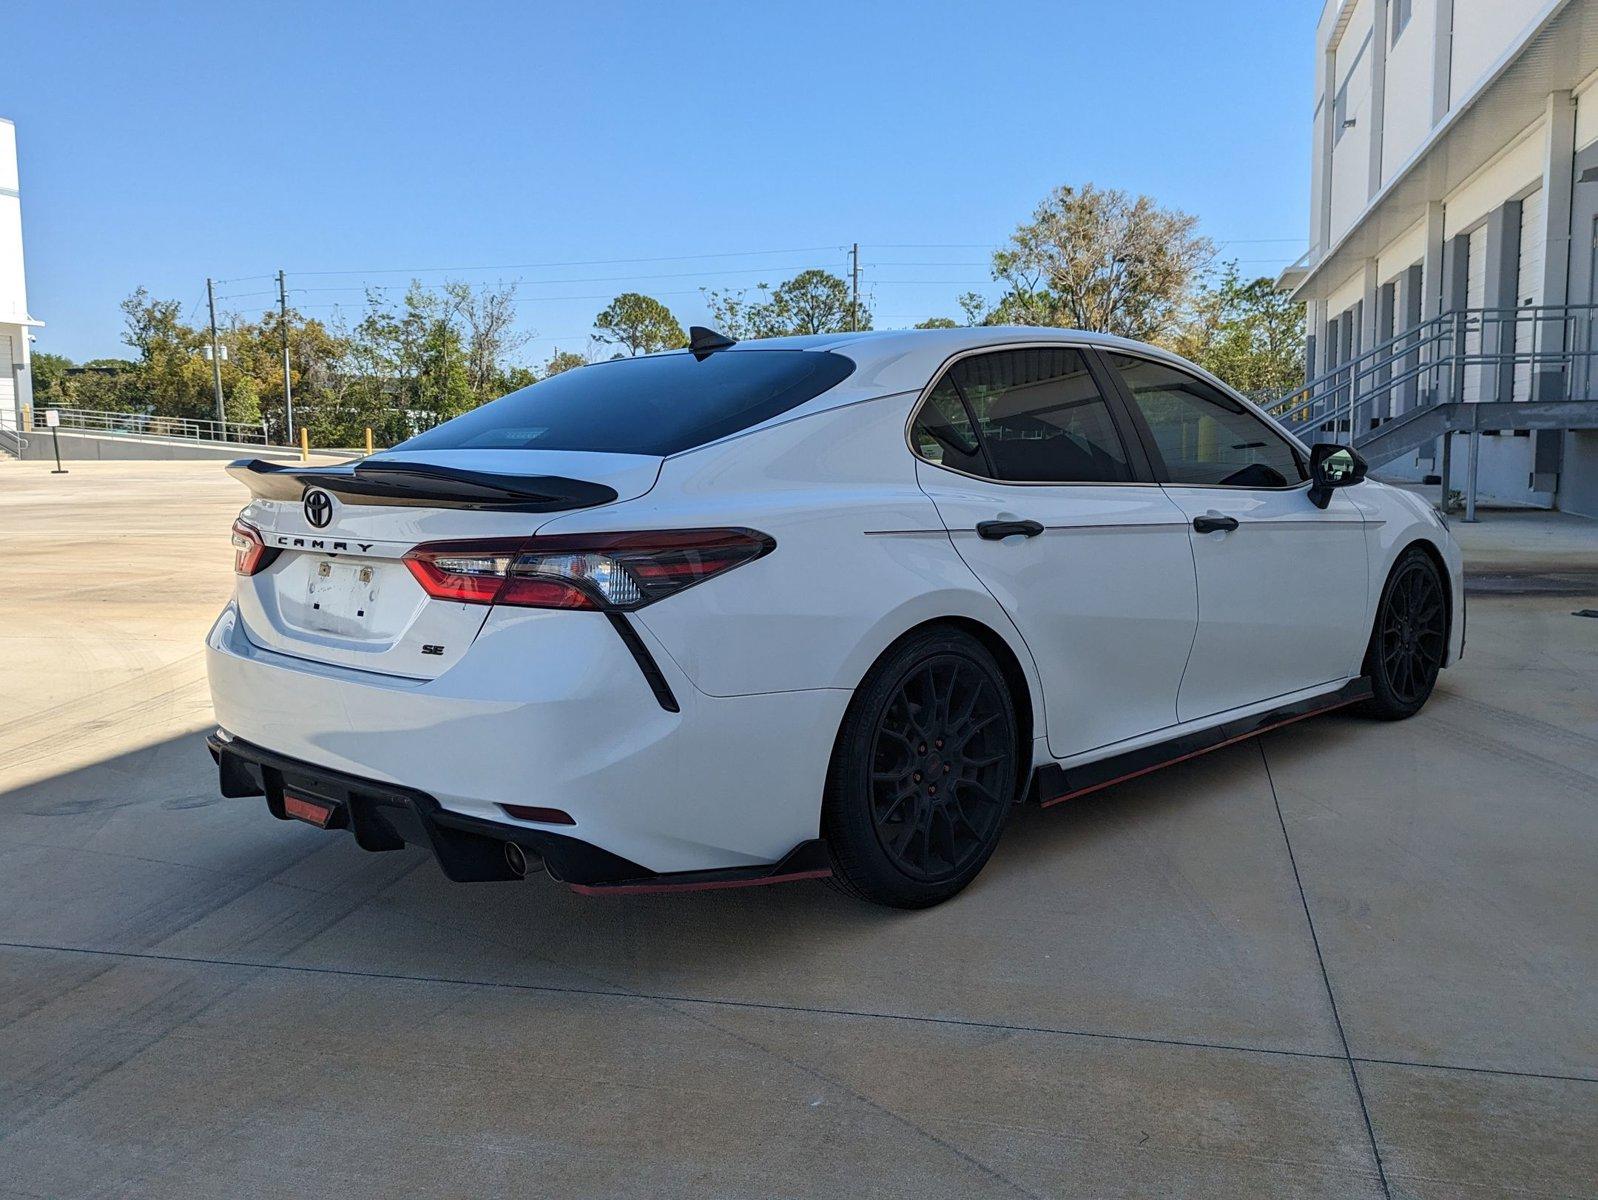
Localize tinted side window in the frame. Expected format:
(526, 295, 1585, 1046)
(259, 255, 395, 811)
(947, 348, 1132, 484)
(910, 377, 986, 475)
(1109, 355, 1306, 488)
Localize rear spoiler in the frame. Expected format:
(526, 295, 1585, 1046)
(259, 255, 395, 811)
(225, 458, 618, 512)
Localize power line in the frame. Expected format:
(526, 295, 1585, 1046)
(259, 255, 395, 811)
(870, 242, 998, 249)
(286, 245, 847, 278)
(211, 272, 278, 286)
(214, 237, 1304, 288)
(285, 264, 829, 295)
(282, 286, 718, 312)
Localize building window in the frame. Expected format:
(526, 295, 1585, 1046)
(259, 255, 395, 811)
(1331, 30, 1369, 145)
(1391, 0, 1412, 46)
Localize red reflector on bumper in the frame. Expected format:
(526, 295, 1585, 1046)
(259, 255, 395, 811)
(284, 793, 337, 828)
(500, 804, 577, 826)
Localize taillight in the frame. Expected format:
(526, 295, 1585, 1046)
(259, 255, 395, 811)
(402, 529, 774, 611)
(231, 519, 278, 577)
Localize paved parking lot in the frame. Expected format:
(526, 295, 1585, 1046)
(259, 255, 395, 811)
(1, 460, 1594, 1199)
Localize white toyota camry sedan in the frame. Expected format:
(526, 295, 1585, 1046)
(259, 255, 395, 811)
(207, 327, 1463, 907)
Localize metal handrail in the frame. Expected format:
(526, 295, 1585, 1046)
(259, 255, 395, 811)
(1268, 304, 1598, 441)
(28, 407, 269, 445)
(0, 426, 25, 457)
(1291, 303, 1598, 400)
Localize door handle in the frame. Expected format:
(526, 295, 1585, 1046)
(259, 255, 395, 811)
(1192, 514, 1239, 534)
(976, 519, 1044, 540)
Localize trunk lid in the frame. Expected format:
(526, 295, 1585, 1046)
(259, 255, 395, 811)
(229, 449, 661, 678)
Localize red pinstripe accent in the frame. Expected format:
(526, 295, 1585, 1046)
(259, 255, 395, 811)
(567, 867, 832, 896)
(1039, 696, 1362, 809)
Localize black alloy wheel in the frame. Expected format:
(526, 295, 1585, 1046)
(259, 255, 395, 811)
(1362, 547, 1447, 719)
(868, 656, 1011, 880)
(824, 628, 1018, 907)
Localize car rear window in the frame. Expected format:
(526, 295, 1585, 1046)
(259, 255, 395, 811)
(393, 349, 856, 457)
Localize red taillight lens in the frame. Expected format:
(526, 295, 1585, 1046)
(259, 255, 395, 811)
(401, 544, 520, 603)
(231, 519, 277, 577)
(402, 529, 774, 611)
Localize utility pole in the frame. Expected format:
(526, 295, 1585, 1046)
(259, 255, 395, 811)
(206, 278, 226, 440)
(278, 270, 294, 443)
(849, 243, 860, 332)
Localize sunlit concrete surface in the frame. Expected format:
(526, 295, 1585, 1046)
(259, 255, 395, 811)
(1, 458, 1594, 1199)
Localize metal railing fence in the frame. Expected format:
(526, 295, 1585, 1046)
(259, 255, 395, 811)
(27, 407, 269, 445)
(1265, 305, 1598, 443)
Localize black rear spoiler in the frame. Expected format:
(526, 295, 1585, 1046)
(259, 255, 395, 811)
(225, 458, 618, 512)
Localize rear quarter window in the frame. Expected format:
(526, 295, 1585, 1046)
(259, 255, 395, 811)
(393, 350, 856, 457)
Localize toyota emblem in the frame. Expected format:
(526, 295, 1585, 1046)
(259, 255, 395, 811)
(303, 489, 334, 529)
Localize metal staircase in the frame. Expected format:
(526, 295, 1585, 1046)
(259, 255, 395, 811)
(1262, 305, 1598, 519)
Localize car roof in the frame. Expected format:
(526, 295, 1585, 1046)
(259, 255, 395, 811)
(725, 325, 1164, 359)
(718, 326, 1244, 417)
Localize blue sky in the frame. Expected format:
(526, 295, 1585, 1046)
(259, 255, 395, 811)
(7, 0, 1317, 364)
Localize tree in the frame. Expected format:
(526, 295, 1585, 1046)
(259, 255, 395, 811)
(766, 269, 870, 335)
(700, 286, 768, 341)
(1167, 263, 1305, 397)
(989, 183, 1214, 341)
(120, 288, 188, 363)
(702, 268, 872, 340)
(28, 352, 72, 406)
(342, 283, 474, 437)
(118, 287, 214, 420)
(444, 280, 533, 397)
(541, 350, 588, 378)
(498, 364, 539, 393)
(914, 316, 960, 329)
(958, 292, 989, 327)
(55, 280, 540, 449)
(227, 375, 263, 427)
(594, 292, 686, 356)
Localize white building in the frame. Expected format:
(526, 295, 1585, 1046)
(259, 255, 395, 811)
(1282, 0, 1598, 517)
(1, 117, 41, 438)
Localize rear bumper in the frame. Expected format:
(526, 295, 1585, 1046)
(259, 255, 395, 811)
(206, 602, 852, 875)
(208, 731, 830, 890)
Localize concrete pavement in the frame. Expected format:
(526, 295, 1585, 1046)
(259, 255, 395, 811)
(0, 459, 1594, 1198)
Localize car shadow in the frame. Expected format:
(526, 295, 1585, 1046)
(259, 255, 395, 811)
(0, 709, 1378, 1007)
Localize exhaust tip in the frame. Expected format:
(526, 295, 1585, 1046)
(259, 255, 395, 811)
(504, 841, 529, 879)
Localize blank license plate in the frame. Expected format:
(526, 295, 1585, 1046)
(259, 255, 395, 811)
(304, 559, 379, 635)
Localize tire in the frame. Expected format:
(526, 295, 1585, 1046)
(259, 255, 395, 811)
(1360, 546, 1448, 720)
(823, 627, 1019, 908)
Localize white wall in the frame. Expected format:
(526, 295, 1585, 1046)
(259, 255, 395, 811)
(0, 119, 29, 329)
(1449, 0, 1547, 109)
(1575, 72, 1598, 152)
(0, 331, 14, 428)
(1382, 0, 1438, 181)
(1513, 185, 1544, 401)
(1377, 218, 1427, 281)
(1328, 265, 1368, 317)
(1329, 1, 1377, 242)
(1442, 118, 1545, 237)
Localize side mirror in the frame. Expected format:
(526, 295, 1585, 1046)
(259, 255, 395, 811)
(1308, 443, 1367, 509)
